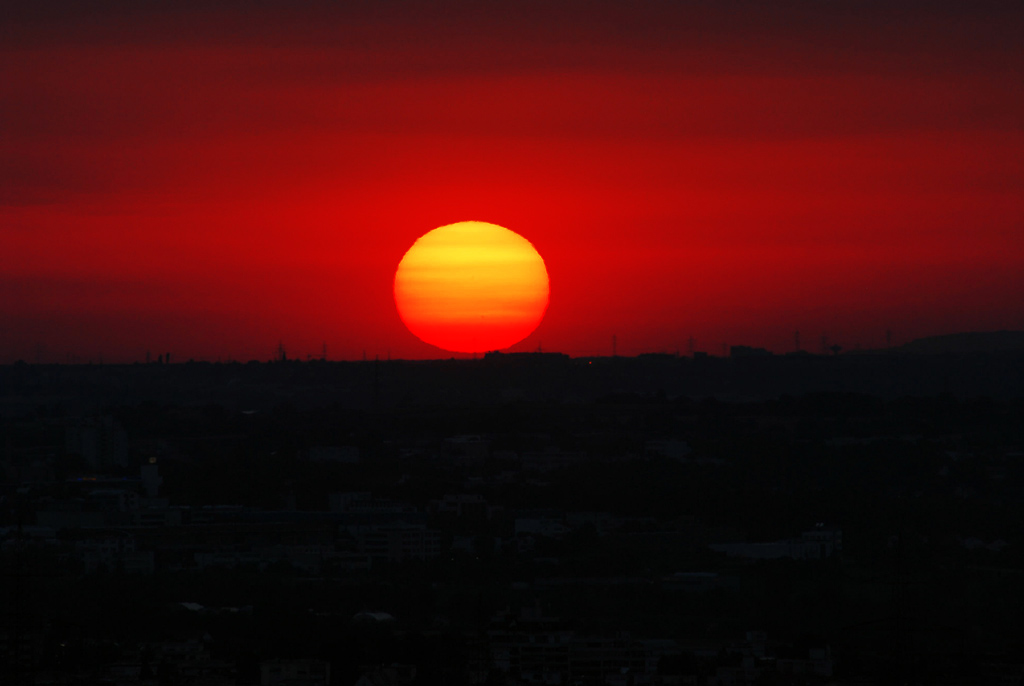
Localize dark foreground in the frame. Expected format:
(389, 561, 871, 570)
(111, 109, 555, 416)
(2, 350, 1022, 685)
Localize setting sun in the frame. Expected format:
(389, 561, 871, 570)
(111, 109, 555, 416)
(394, 221, 550, 353)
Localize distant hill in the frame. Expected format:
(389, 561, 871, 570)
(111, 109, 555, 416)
(895, 330, 1024, 354)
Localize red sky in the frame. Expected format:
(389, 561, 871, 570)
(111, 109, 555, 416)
(2, 1, 1022, 362)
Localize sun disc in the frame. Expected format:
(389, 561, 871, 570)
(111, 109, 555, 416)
(394, 221, 549, 353)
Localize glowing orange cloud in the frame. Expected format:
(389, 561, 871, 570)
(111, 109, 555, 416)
(394, 221, 550, 353)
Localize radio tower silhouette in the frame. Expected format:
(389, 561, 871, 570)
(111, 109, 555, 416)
(794, 330, 801, 352)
